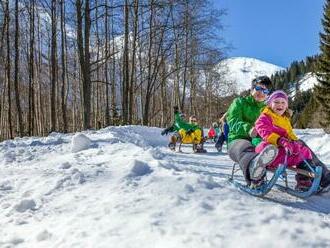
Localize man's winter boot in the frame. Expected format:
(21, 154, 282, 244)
(168, 135, 177, 151)
(249, 144, 278, 181)
(320, 172, 330, 190)
(216, 145, 222, 152)
(298, 160, 330, 192)
(250, 175, 266, 190)
(194, 143, 207, 153)
(295, 174, 312, 191)
(168, 142, 175, 151)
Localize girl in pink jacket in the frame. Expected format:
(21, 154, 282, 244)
(254, 90, 314, 189)
(255, 90, 312, 169)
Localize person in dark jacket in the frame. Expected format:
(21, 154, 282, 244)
(215, 112, 229, 152)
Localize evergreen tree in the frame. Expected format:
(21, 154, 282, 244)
(315, 0, 330, 130)
(289, 61, 298, 82)
(298, 60, 306, 76)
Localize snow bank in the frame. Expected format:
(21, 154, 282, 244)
(0, 126, 329, 247)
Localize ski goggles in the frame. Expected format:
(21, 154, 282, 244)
(254, 85, 270, 95)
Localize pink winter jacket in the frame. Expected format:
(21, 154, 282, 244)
(255, 107, 311, 168)
(255, 107, 298, 146)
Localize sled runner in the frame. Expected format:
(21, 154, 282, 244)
(229, 151, 323, 198)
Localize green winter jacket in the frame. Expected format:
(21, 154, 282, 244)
(173, 113, 201, 131)
(227, 95, 265, 144)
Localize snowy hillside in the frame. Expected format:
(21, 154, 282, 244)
(217, 57, 284, 93)
(299, 72, 319, 92)
(1, 126, 330, 247)
(289, 72, 318, 98)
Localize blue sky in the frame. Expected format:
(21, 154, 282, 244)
(213, 0, 324, 67)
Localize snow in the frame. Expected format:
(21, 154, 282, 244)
(299, 72, 319, 92)
(0, 126, 330, 247)
(71, 133, 91, 153)
(217, 57, 284, 93)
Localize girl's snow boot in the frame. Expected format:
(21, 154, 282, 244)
(249, 144, 278, 181)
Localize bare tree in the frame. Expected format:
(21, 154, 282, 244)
(76, 0, 92, 129)
(0, 0, 227, 140)
(122, 0, 130, 124)
(28, 0, 36, 136)
(50, 0, 58, 132)
(110, 3, 117, 124)
(129, 0, 139, 124)
(104, 0, 110, 126)
(60, 0, 68, 132)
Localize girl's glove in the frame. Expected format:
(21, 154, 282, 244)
(278, 137, 294, 155)
(249, 127, 258, 138)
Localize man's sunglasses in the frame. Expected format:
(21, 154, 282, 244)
(254, 85, 270, 95)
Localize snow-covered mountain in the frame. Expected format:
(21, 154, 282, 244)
(216, 57, 284, 93)
(1, 126, 330, 247)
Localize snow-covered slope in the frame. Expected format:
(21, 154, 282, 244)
(217, 57, 284, 93)
(299, 72, 319, 92)
(0, 126, 330, 247)
(289, 72, 318, 98)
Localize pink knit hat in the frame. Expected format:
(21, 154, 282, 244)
(266, 90, 288, 105)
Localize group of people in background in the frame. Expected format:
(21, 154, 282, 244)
(207, 112, 229, 153)
(161, 107, 229, 153)
(161, 75, 330, 192)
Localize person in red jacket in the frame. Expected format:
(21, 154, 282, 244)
(207, 123, 217, 141)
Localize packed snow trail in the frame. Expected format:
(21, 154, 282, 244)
(0, 126, 329, 247)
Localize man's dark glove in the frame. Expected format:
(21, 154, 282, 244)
(173, 106, 179, 114)
(161, 129, 168, 136)
(161, 126, 174, 136)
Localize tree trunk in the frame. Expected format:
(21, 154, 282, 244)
(14, 0, 23, 137)
(111, 5, 117, 124)
(5, 0, 13, 139)
(60, 0, 68, 132)
(143, 0, 155, 126)
(122, 0, 129, 124)
(76, 0, 92, 130)
(104, 0, 110, 126)
(50, 0, 57, 132)
(28, 0, 35, 136)
(129, 0, 139, 124)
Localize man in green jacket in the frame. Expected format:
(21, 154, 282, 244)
(227, 76, 278, 188)
(161, 107, 200, 135)
(162, 106, 206, 152)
